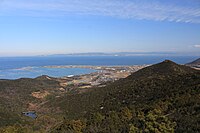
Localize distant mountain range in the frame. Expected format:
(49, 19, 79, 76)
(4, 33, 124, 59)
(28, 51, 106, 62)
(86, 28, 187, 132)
(40, 52, 199, 57)
(0, 60, 199, 132)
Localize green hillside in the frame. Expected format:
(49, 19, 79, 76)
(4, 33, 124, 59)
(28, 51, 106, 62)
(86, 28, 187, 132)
(0, 60, 200, 132)
(50, 60, 200, 132)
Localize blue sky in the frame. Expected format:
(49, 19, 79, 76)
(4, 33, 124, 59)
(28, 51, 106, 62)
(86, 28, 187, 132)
(0, 0, 200, 56)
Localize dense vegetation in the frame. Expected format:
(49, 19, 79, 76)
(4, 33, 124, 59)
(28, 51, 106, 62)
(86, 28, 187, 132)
(0, 60, 200, 132)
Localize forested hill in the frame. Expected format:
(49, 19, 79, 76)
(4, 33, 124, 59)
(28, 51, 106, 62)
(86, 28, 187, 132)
(0, 60, 199, 132)
(52, 60, 200, 132)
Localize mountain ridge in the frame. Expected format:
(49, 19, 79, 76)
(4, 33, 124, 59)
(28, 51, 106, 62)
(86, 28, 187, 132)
(187, 58, 200, 66)
(127, 60, 198, 79)
(0, 60, 199, 132)
(50, 60, 200, 132)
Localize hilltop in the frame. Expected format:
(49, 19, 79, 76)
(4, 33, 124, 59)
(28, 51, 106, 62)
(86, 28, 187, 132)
(0, 60, 199, 132)
(50, 60, 200, 132)
(127, 60, 197, 79)
(187, 58, 200, 67)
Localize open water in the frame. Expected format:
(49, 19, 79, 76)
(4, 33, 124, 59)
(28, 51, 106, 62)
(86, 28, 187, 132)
(0, 56, 198, 79)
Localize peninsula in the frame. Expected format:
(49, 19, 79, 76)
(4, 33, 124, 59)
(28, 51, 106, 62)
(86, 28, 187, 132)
(43, 65, 148, 90)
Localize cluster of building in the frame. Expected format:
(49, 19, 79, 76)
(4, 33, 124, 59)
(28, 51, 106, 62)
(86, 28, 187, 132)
(50, 65, 148, 91)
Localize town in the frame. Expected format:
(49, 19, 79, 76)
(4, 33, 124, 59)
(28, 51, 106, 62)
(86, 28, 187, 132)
(44, 65, 148, 93)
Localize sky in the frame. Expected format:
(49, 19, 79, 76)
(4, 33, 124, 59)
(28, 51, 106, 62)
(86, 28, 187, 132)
(0, 0, 200, 56)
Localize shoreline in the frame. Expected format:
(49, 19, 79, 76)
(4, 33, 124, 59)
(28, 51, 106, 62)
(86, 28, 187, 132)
(42, 65, 149, 90)
(0, 64, 149, 79)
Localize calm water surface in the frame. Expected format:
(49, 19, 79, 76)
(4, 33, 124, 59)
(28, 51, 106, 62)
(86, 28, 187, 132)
(0, 56, 198, 79)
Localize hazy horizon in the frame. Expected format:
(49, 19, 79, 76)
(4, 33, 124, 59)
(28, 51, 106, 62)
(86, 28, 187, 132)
(0, 51, 200, 57)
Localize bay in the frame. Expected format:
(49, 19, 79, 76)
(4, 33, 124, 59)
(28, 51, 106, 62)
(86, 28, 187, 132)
(0, 56, 198, 79)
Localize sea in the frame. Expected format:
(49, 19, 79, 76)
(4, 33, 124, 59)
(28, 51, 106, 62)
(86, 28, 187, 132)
(0, 56, 198, 79)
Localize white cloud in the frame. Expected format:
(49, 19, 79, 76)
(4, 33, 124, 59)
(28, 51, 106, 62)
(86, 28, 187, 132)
(194, 45, 200, 48)
(0, 0, 200, 23)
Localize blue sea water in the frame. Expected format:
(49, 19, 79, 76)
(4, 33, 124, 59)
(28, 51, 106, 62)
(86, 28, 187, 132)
(0, 56, 198, 79)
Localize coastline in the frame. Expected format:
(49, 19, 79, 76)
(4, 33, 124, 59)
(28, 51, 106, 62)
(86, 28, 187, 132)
(0, 65, 149, 87)
(42, 65, 149, 90)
